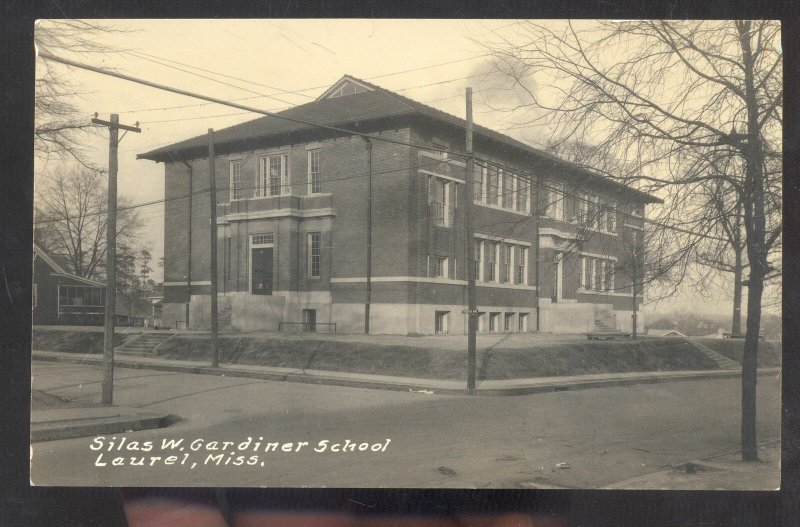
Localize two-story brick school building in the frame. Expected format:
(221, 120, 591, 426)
(138, 75, 660, 335)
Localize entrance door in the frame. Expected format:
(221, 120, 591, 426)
(251, 247, 273, 295)
(302, 309, 316, 332)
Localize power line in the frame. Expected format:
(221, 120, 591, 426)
(38, 49, 460, 159)
(125, 50, 318, 99)
(104, 55, 495, 115)
(140, 110, 263, 125)
(125, 51, 302, 108)
(38, 49, 729, 245)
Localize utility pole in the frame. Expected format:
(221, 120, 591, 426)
(92, 113, 140, 406)
(465, 88, 477, 394)
(631, 230, 640, 339)
(365, 138, 373, 334)
(533, 176, 541, 332)
(208, 129, 220, 368)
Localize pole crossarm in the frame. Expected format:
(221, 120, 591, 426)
(91, 117, 142, 133)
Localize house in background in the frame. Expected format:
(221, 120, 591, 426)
(646, 329, 687, 338)
(33, 243, 105, 326)
(138, 75, 660, 335)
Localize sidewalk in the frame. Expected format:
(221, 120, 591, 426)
(32, 349, 780, 396)
(600, 439, 781, 490)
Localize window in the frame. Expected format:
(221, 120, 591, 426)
(502, 170, 514, 208)
(547, 183, 564, 220)
(580, 256, 588, 289)
(308, 149, 321, 194)
(230, 160, 242, 200)
(487, 165, 500, 205)
(489, 312, 500, 332)
(518, 313, 528, 332)
(587, 258, 595, 291)
(308, 232, 321, 278)
(502, 244, 512, 283)
(576, 192, 589, 223)
(516, 176, 529, 212)
(251, 233, 274, 246)
(604, 261, 614, 290)
(434, 178, 449, 226)
(260, 154, 288, 197)
(504, 313, 514, 332)
(593, 259, 602, 291)
(517, 247, 528, 285)
(599, 260, 606, 291)
(435, 311, 449, 335)
(486, 242, 496, 282)
(607, 201, 617, 232)
(435, 256, 448, 278)
(589, 195, 600, 229)
(475, 240, 484, 281)
(32, 283, 37, 308)
(58, 285, 105, 316)
(474, 165, 485, 203)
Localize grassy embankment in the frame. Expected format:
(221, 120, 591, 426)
(695, 337, 781, 367)
(32, 328, 726, 380)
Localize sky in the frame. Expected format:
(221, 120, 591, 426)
(33, 19, 764, 317)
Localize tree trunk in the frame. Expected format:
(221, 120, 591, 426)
(732, 248, 743, 334)
(741, 272, 763, 461)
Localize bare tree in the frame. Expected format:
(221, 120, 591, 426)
(483, 20, 782, 460)
(34, 20, 125, 170)
(34, 166, 142, 280)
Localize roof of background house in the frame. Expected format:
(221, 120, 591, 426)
(138, 75, 661, 204)
(33, 243, 105, 287)
(646, 329, 687, 337)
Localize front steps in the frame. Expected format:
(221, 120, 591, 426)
(117, 332, 176, 357)
(686, 339, 741, 370)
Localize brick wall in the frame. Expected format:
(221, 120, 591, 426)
(159, 113, 651, 334)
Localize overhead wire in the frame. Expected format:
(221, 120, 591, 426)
(37, 48, 730, 244)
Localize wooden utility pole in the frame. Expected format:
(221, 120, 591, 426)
(92, 113, 140, 406)
(465, 88, 477, 394)
(208, 129, 220, 368)
(533, 177, 541, 332)
(365, 138, 373, 334)
(631, 229, 640, 339)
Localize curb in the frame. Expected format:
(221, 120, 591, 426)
(32, 351, 780, 397)
(31, 412, 173, 442)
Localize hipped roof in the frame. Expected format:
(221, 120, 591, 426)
(138, 75, 661, 204)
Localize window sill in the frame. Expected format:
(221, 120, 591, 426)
(577, 287, 630, 298)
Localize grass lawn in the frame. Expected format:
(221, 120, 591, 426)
(31, 328, 127, 354)
(695, 337, 781, 367)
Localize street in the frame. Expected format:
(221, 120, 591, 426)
(30, 361, 781, 489)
